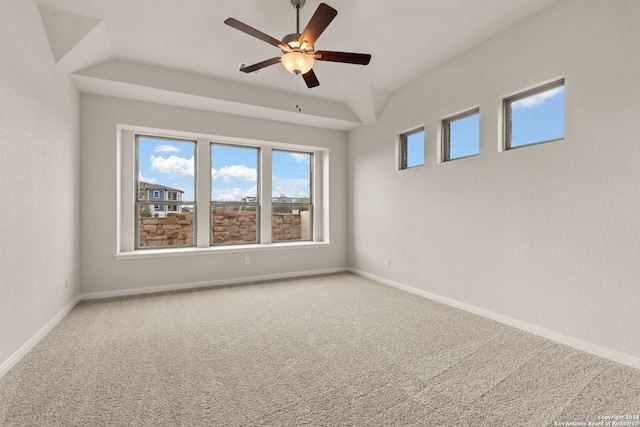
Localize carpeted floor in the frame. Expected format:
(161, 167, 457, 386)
(1, 273, 639, 426)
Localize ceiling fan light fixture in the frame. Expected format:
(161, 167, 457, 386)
(281, 51, 314, 75)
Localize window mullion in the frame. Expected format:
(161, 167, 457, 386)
(120, 130, 136, 252)
(261, 148, 273, 244)
(196, 138, 210, 248)
(313, 152, 323, 242)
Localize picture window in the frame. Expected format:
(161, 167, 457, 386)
(121, 129, 325, 253)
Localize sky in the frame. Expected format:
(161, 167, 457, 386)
(137, 138, 311, 202)
(448, 112, 481, 160)
(405, 130, 425, 168)
(138, 138, 195, 201)
(510, 85, 564, 147)
(404, 84, 565, 165)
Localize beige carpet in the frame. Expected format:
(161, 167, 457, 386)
(1, 273, 638, 426)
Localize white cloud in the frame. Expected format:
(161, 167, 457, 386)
(512, 87, 564, 109)
(211, 165, 257, 183)
(212, 185, 257, 202)
(151, 155, 194, 178)
(289, 153, 310, 163)
(154, 144, 181, 153)
(273, 177, 310, 198)
(138, 171, 156, 184)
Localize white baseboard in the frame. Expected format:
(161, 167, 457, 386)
(349, 268, 640, 371)
(81, 267, 349, 300)
(0, 296, 81, 380)
(8, 267, 635, 380)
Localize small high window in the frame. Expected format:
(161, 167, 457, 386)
(442, 109, 480, 161)
(400, 128, 425, 169)
(505, 79, 565, 149)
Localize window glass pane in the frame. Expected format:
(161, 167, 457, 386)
(447, 111, 480, 160)
(138, 203, 194, 248)
(273, 205, 312, 241)
(509, 84, 564, 148)
(211, 144, 258, 202)
(402, 129, 425, 169)
(272, 151, 312, 242)
(211, 144, 259, 246)
(212, 204, 258, 245)
(272, 151, 311, 201)
(137, 137, 195, 202)
(137, 137, 195, 249)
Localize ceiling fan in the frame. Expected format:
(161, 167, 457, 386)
(224, 0, 371, 88)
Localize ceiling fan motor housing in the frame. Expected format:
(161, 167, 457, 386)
(282, 33, 301, 49)
(281, 33, 313, 52)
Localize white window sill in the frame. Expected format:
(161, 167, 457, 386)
(114, 241, 331, 261)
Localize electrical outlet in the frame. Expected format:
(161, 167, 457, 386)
(244, 257, 250, 265)
(385, 258, 391, 268)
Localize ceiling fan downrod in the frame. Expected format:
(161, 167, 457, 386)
(291, 0, 306, 34)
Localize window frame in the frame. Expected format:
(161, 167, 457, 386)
(399, 127, 425, 170)
(117, 127, 329, 257)
(504, 79, 565, 150)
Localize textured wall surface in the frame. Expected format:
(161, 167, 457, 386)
(0, 1, 80, 366)
(348, 0, 640, 359)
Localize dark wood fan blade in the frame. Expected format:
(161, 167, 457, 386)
(298, 3, 337, 46)
(315, 50, 371, 65)
(224, 18, 286, 49)
(302, 69, 320, 88)
(240, 57, 282, 73)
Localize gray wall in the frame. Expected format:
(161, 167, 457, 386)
(0, 1, 80, 367)
(79, 94, 348, 295)
(348, 0, 640, 360)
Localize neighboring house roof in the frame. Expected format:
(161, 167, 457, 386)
(139, 182, 184, 193)
(272, 196, 297, 203)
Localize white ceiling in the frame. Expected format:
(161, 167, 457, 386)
(36, 0, 562, 130)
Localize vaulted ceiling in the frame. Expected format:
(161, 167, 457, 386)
(36, 0, 561, 130)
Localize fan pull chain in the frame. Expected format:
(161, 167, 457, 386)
(296, 78, 302, 112)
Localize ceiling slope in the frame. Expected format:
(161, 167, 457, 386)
(38, 5, 101, 62)
(38, 5, 114, 75)
(35, 0, 564, 131)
